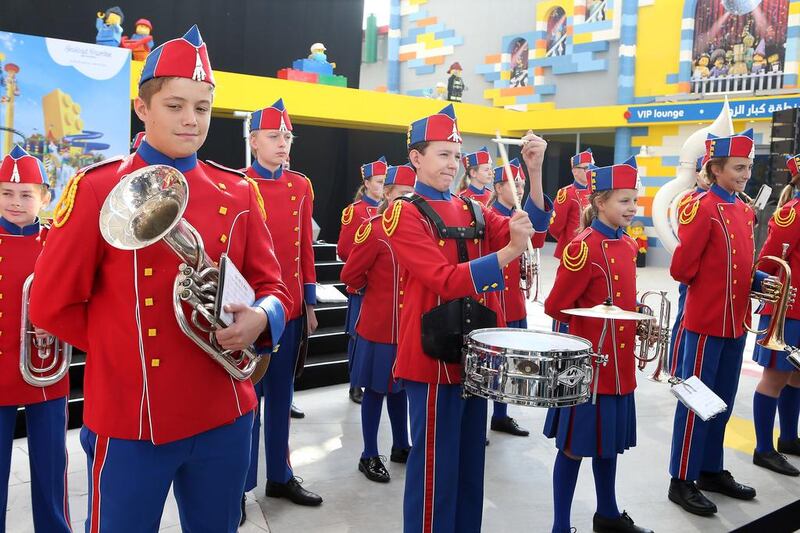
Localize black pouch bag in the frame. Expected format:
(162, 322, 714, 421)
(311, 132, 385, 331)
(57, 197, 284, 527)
(421, 296, 497, 364)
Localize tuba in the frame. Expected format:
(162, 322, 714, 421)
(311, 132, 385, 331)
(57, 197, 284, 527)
(19, 275, 72, 387)
(634, 290, 672, 382)
(99, 165, 268, 382)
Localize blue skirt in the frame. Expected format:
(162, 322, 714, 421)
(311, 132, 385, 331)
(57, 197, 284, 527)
(351, 334, 403, 394)
(344, 293, 364, 337)
(543, 393, 637, 458)
(753, 315, 800, 372)
(507, 318, 527, 329)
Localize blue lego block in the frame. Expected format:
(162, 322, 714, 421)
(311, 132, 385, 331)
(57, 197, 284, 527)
(435, 30, 455, 39)
(443, 36, 464, 47)
(660, 156, 680, 166)
(292, 58, 333, 75)
(666, 73, 679, 84)
(413, 64, 436, 75)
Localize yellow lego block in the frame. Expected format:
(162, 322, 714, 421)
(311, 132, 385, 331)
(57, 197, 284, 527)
(572, 33, 592, 45)
(42, 89, 84, 140)
(500, 71, 510, 81)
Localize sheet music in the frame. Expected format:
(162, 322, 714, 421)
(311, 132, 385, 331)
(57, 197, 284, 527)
(670, 376, 727, 422)
(217, 254, 255, 327)
(316, 283, 348, 303)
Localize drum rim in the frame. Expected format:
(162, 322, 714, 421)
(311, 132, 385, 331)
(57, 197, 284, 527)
(466, 327, 593, 356)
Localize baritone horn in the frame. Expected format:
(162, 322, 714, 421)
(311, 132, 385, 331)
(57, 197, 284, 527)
(20, 275, 72, 387)
(635, 290, 672, 382)
(98, 164, 268, 382)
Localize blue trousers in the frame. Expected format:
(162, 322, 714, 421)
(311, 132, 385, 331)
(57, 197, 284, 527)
(81, 411, 253, 533)
(246, 316, 302, 489)
(667, 283, 688, 376)
(669, 331, 745, 480)
(404, 381, 487, 533)
(0, 397, 70, 533)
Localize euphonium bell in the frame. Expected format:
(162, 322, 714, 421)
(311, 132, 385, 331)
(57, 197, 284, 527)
(98, 164, 268, 382)
(634, 290, 672, 383)
(20, 274, 72, 387)
(519, 248, 540, 302)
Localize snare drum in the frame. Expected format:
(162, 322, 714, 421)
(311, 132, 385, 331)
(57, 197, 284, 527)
(463, 328, 594, 408)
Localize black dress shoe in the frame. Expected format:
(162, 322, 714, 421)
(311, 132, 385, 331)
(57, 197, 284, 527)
(778, 437, 800, 456)
(593, 511, 653, 533)
(265, 477, 323, 506)
(490, 416, 530, 436)
(359, 456, 390, 483)
(390, 446, 411, 464)
(753, 449, 800, 476)
(668, 478, 717, 516)
(696, 470, 756, 500)
(349, 387, 363, 404)
(290, 403, 305, 419)
(240, 494, 246, 526)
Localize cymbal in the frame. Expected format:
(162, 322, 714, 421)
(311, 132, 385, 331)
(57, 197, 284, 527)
(562, 301, 655, 321)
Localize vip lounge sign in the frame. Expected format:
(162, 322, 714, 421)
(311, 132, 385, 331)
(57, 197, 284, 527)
(625, 96, 800, 124)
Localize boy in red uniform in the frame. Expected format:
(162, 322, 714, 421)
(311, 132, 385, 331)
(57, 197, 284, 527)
(386, 104, 551, 532)
(243, 98, 322, 506)
(0, 146, 71, 532)
(29, 26, 291, 531)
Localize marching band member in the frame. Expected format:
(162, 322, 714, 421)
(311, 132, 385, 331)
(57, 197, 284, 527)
(385, 104, 551, 532)
(29, 26, 291, 531)
(131, 131, 146, 153)
(667, 129, 768, 516)
(486, 158, 535, 438)
(340, 163, 415, 483)
(0, 146, 71, 532)
(457, 145, 493, 205)
(750, 154, 800, 477)
(549, 149, 593, 334)
(544, 158, 653, 533)
(339, 157, 386, 405)
(244, 99, 323, 506)
(667, 156, 711, 377)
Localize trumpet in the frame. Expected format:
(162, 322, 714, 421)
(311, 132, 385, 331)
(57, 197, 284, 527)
(635, 290, 672, 382)
(99, 164, 268, 382)
(20, 275, 72, 387)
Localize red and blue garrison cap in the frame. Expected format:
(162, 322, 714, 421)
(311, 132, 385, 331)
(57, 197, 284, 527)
(493, 158, 523, 183)
(786, 153, 800, 178)
(131, 132, 145, 151)
(587, 157, 639, 193)
(462, 146, 491, 169)
(407, 104, 463, 147)
(571, 148, 594, 167)
(250, 99, 293, 133)
(361, 156, 388, 180)
(0, 145, 47, 185)
(139, 25, 214, 87)
(705, 128, 755, 160)
(385, 163, 416, 187)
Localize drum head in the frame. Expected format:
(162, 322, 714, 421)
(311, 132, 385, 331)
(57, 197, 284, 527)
(468, 328, 591, 353)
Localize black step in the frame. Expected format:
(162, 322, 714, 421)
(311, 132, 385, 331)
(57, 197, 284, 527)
(316, 261, 344, 284)
(295, 353, 350, 391)
(308, 327, 348, 356)
(313, 304, 347, 330)
(313, 242, 339, 262)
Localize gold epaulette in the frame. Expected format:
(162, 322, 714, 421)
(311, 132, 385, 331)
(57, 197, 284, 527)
(52, 171, 86, 228)
(773, 205, 796, 228)
(243, 175, 267, 221)
(382, 201, 403, 237)
(550, 211, 556, 224)
(341, 204, 355, 225)
(556, 187, 568, 205)
(354, 220, 372, 244)
(562, 240, 589, 272)
(678, 198, 700, 225)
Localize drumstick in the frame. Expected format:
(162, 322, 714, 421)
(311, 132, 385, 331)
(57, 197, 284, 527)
(494, 131, 535, 256)
(491, 137, 528, 146)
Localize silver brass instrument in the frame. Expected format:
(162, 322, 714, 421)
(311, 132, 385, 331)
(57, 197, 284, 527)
(519, 248, 541, 302)
(99, 164, 266, 381)
(20, 275, 72, 387)
(635, 290, 672, 382)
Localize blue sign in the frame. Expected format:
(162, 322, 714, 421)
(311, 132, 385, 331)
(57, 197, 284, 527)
(626, 96, 800, 123)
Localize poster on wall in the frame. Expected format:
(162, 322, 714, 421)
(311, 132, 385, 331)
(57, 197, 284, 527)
(0, 31, 130, 212)
(691, 0, 789, 93)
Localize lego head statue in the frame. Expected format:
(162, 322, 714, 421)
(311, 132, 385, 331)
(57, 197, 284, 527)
(103, 6, 124, 26)
(135, 18, 152, 36)
(627, 220, 645, 239)
(310, 42, 327, 61)
(447, 62, 463, 76)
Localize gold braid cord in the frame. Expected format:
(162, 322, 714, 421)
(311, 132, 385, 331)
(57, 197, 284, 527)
(382, 201, 402, 237)
(341, 204, 354, 225)
(562, 240, 589, 272)
(678, 198, 700, 225)
(244, 176, 267, 221)
(52, 171, 85, 228)
(304, 176, 315, 200)
(354, 220, 372, 244)
(556, 188, 568, 204)
(773, 206, 796, 228)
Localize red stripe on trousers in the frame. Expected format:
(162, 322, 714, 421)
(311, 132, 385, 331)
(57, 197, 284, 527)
(670, 324, 684, 376)
(423, 385, 438, 533)
(90, 435, 110, 533)
(679, 334, 707, 479)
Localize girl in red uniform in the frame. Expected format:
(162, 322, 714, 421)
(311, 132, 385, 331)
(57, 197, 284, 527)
(0, 146, 71, 532)
(457, 146, 493, 205)
(341, 164, 416, 482)
(544, 157, 652, 533)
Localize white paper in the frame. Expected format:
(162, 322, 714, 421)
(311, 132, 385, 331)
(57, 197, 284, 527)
(316, 283, 348, 303)
(217, 254, 255, 327)
(670, 376, 727, 422)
